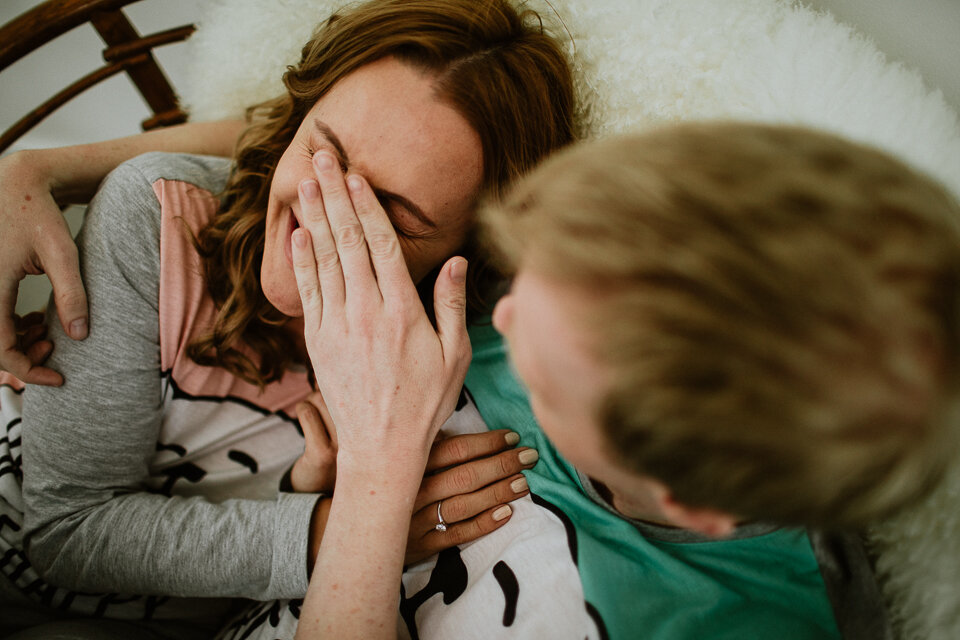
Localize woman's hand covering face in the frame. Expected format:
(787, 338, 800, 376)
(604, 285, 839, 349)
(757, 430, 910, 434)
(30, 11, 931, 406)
(292, 150, 473, 638)
(291, 150, 472, 468)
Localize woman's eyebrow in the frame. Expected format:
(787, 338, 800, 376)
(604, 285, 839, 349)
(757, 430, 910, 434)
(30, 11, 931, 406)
(313, 119, 437, 230)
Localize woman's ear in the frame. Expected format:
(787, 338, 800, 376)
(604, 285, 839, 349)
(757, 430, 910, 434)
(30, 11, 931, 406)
(657, 491, 739, 539)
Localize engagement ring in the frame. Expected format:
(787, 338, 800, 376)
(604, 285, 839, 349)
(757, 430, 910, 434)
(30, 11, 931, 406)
(435, 500, 447, 532)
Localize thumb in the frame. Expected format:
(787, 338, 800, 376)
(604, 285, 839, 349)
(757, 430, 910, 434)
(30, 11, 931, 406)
(39, 232, 88, 340)
(433, 257, 470, 367)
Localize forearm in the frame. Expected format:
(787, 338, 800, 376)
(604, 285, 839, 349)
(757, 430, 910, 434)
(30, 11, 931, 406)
(297, 455, 426, 640)
(26, 489, 319, 599)
(15, 120, 245, 205)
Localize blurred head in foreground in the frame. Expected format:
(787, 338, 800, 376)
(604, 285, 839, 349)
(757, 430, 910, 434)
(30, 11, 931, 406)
(486, 122, 960, 533)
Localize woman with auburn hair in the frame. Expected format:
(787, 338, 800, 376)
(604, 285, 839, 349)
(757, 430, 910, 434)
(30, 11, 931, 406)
(0, 0, 575, 637)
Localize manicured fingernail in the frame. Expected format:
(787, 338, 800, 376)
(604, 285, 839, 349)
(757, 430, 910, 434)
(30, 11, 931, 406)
(347, 175, 363, 193)
(518, 449, 539, 465)
(70, 318, 87, 340)
(293, 229, 309, 249)
(301, 180, 319, 199)
(315, 153, 334, 171)
(504, 431, 520, 446)
(510, 477, 528, 493)
(450, 258, 467, 283)
(493, 505, 512, 521)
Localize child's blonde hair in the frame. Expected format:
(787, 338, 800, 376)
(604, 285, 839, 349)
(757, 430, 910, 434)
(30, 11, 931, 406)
(483, 122, 960, 527)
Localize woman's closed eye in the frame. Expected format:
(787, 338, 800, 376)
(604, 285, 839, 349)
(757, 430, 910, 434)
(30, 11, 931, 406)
(375, 194, 436, 241)
(300, 141, 433, 241)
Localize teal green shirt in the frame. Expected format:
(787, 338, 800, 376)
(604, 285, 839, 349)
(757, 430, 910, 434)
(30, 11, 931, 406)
(465, 322, 840, 640)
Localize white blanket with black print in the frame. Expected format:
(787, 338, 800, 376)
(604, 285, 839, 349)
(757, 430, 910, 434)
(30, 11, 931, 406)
(216, 391, 603, 640)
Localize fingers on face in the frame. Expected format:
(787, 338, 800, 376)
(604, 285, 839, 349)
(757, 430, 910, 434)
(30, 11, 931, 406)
(291, 227, 323, 331)
(312, 154, 378, 296)
(293, 182, 335, 325)
(433, 258, 470, 356)
(298, 152, 414, 312)
(343, 174, 414, 299)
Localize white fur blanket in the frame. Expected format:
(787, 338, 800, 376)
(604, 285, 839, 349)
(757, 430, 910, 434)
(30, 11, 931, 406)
(182, 1, 960, 638)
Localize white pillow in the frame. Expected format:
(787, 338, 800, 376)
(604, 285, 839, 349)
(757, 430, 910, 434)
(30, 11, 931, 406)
(182, 2, 960, 638)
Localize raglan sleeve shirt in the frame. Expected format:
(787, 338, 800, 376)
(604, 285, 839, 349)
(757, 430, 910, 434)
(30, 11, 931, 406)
(20, 153, 319, 600)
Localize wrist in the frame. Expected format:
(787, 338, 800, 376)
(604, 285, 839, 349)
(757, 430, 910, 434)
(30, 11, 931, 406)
(12, 148, 55, 186)
(336, 445, 429, 486)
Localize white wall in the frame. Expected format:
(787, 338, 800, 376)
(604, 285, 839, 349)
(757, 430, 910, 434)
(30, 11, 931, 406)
(3, 0, 959, 314)
(803, 0, 960, 113)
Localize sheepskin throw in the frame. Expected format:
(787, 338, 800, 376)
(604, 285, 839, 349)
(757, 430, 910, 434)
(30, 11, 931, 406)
(182, 1, 960, 638)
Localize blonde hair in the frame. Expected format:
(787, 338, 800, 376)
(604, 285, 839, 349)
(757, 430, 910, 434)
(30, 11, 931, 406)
(188, 0, 576, 386)
(484, 122, 960, 527)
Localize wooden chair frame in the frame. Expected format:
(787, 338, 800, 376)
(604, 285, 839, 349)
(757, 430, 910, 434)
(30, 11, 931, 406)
(0, 0, 195, 154)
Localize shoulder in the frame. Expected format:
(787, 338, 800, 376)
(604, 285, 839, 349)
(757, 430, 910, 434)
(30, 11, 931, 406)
(86, 153, 231, 248)
(98, 152, 231, 203)
(116, 152, 232, 195)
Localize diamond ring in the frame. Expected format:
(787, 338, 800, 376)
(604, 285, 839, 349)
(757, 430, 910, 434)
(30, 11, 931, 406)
(435, 500, 447, 532)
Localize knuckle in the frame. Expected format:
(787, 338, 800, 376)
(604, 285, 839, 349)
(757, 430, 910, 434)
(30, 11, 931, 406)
(460, 519, 487, 543)
(366, 232, 399, 259)
(303, 209, 326, 227)
(298, 404, 317, 427)
(444, 437, 472, 464)
(54, 290, 86, 310)
(315, 249, 341, 273)
(495, 454, 513, 478)
(314, 448, 335, 467)
(441, 498, 464, 522)
(297, 281, 322, 308)
(446, 524, 470, 545)
(293, 251, 315, 271)
(451, 465, 478, 493)
(301, 200, 326, 224)
(418, 476, 440, 505)
(41, 235, 77, 262)
(334, 223, 365, 250)
(0, 357, 28, 378)
(492, 484, 513, 506)
(443, 293, 467, 314)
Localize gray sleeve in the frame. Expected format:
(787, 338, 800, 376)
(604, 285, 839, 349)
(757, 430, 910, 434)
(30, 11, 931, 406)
(21, 153, 319, 600)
